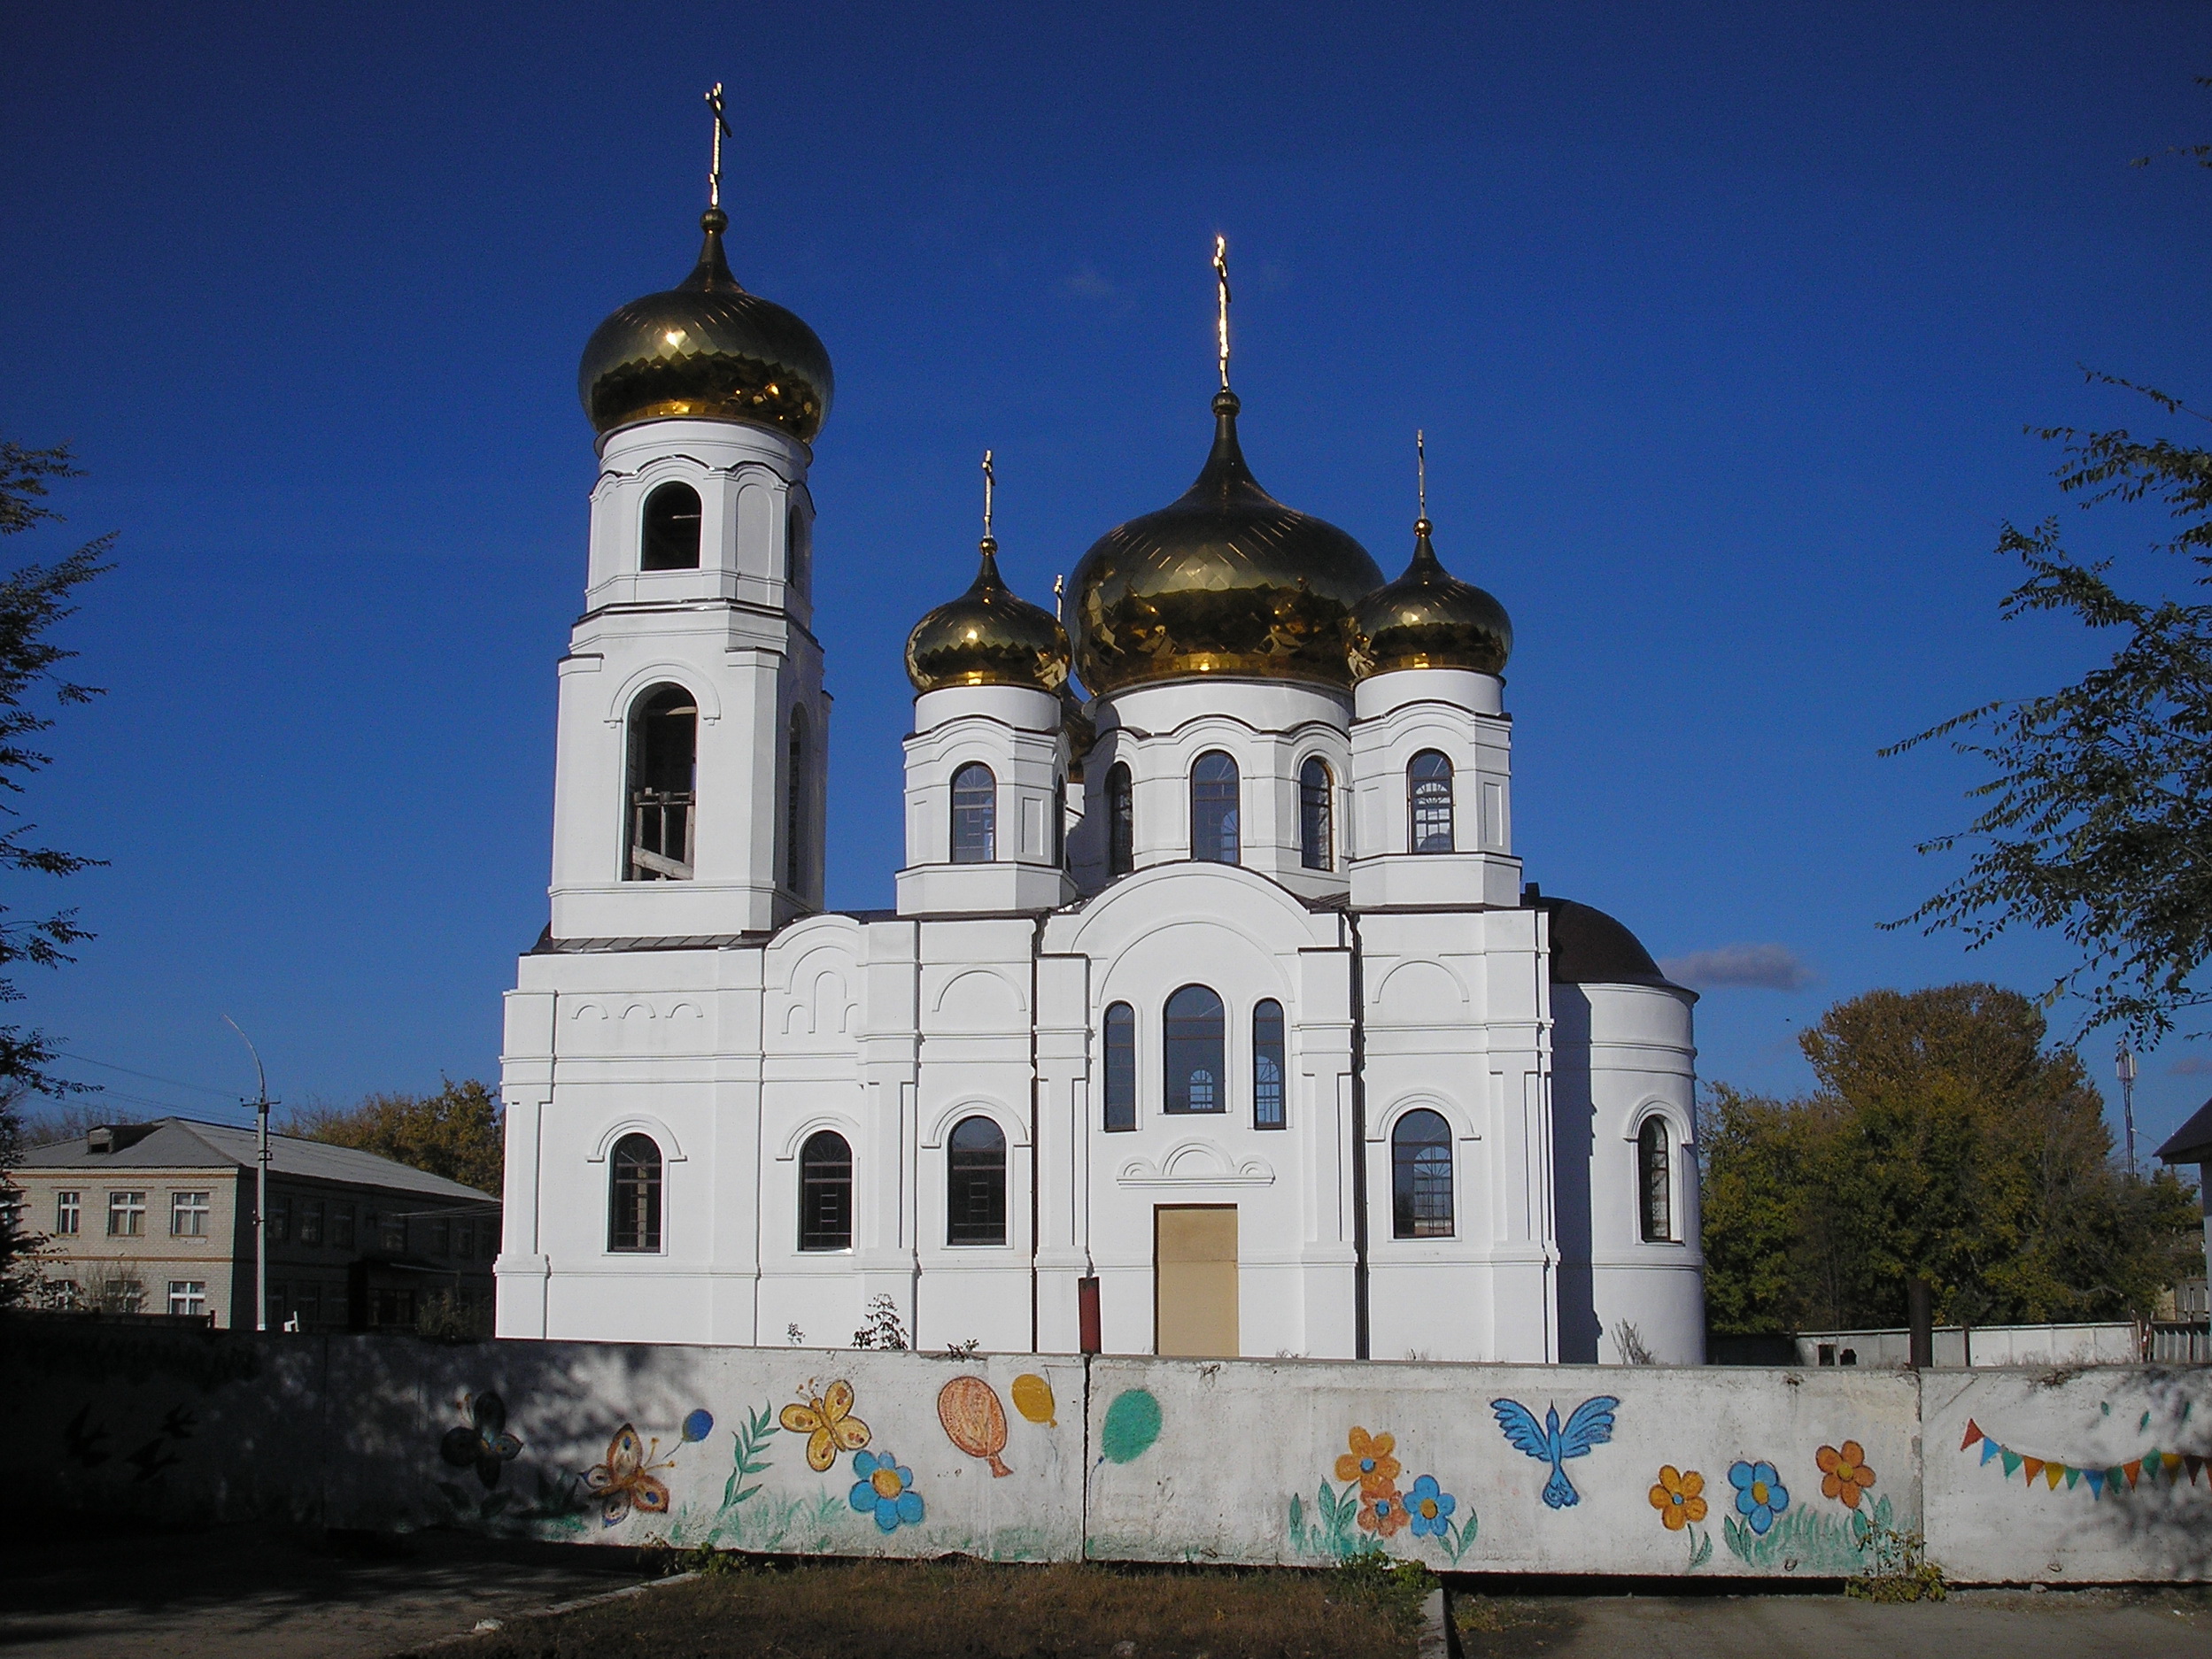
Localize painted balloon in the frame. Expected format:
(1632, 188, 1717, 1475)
(938, 1375, 1012, 1477)
(1011, 1372, 1056, 1428)
(1100, 1388, 1162, 1465)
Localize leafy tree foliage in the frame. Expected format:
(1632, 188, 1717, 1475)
(290, 1079, 503, 1195)
(1702, 984, 2199, 1334)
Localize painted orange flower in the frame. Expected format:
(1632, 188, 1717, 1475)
(1357, 1484, 1411, 1538)
(1647, 1464, 1707, 1531)
(1334, 1427, 1402, 1496)
(1817, 1440, 1876, 1509)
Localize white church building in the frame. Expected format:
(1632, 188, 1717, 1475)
(494, 174, 1705, 1365)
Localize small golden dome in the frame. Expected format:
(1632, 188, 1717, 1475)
(906, 540, 1071, 694)
(1067, 390, 1384, 695)
(578, 209, 833, 441)
(1346, 518, 1513, 679)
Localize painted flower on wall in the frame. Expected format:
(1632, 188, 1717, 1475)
(1816, 1441, 1876, 1509)
(1405, 1474, 1457, 1539)
(850, 1448, 925, 1533)
(586, 1424, 675, 1527)
(1728, 1460, 1789, 1535)
(1357, 1485, 1410, 1538)
(439, 1392, 523, 1492)
(782, 1380, 870, 1472)
(1648, 1465, 1707, 1531)
(1334, 1428, 1402, 1497)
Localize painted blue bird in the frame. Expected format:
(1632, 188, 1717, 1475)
(1490, 1395, 1619, 1509)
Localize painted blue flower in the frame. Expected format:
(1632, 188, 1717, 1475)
(682, 1408, 715, 1444)
(849, 1448, 925, 1533)
(1405, 1474, 1457, 1539)
(1729, 1460, 1789, 1534)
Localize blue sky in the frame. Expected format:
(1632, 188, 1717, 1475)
(4, 2, 2209, 1154)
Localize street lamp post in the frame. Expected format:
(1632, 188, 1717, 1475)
(2115, 1042, 2139, 1175)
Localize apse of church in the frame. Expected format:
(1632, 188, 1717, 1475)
(496, 103, 1704, 1366)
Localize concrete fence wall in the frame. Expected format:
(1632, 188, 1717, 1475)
(10, 1322, 2210, 1584)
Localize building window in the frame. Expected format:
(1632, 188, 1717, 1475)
(799, 1130, 853, 1251)
(1190, 752, 1240, 863)
(298, 1198, 323, 1246)
(381, 1212, 406, 1252)
(456, 1218, 473, 1260)
(1638, 1118, 1673, 1243)
(55, 1190, 80, 1235)
(607, 1133, 664, 1253)
(47, 1278, 79, 1309)
(170, 1191, 210, 1238)
(1253, 999, 1287, 1129)
(1052, 775, 1067, 868)
(1299, 757, 1333, 870)
(947, 1115, 1008, 1246)
(332, 1203, 355, 1249)
(785, 501, 811, 592)
(641, 480, 703, 571)
(1392, 1109, 1454, 1238)
(108, 1190, 145, 1237)
(0, 1189, 19, 1238)
(950, 762, 996, 863)
(786, 709, 810, 896)
(431, 1216, 451, 1256)
(167, 1280, 207, 1319)
(267, 1195, 290, 1244)
(627, 684, 698, 881)
(1102, 1001, 1136, 1132)
(296, 1283, 321, 1329)
(1164, 984, 1226, 1114)
(1409, 751, 1453, 853)
(1106, 763, 1133, 876)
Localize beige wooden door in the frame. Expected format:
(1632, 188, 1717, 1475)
(1155, 1204, 1238, 1356)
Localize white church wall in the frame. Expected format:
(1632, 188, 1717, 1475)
(1347, 670, 1519, 909)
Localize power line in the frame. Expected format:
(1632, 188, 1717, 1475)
(54, 1050, 244, 1099)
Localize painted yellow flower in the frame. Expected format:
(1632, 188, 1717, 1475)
(1334, 1427, 1402, 1496)
(1817, 1440, 1876, 1509)
(780, 1379, 870, 1472)
(1648, 1464, 1707, 1531)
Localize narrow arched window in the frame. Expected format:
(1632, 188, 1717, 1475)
(1052, 775, 1067, 868)
(785, 501, 810, 592)
(1102, 1002, 1136, 1131)
(1299, 758, 1333, 871)
(1191, 752, 1240, 864)
(799, 1130, 852, 1251)
(1638, 1118, 1673, 1243)
(1409, 750, 1454, 853)
(951, 762, 996, 862)
(1106, 763, 1133, 876)
(1164, 984, 1226, 1114)
(626, 685, 696, 881)
(1392, 1109, 1453, 1238)
(783, 709, 813, 896)
(1253, 999, 1286, 1129)
(947, 1115, 1007, 1246)
(607, 1134, 663, 1252)
(641, 482, 703, 571)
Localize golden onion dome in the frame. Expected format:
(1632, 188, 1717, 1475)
(578, 208, 833, 441)
(1346, 517, 1513, 678)
(905, 539, 1071, 694)
(1067, 390, 1385, 696)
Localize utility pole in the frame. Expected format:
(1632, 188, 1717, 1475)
(224, 1016, 275, 1333)
(2115, 1041, 2139, 1175)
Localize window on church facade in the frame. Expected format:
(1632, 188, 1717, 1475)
(607, 1133, 663, 1252)
(1102, 1002, 1136, 1131)
(626, 685, 697, 881)
(951, 762, 996, 862)
(947, 1115, 1007, 1246)
(1191, 752, 1239, 864)
(1164, 984, 1226, 1114)
(1409, 750, 1453, 853)
(1392, 1109, 1453, 1238)
(786, 709, 809, 894)
(641, 481, 703, 571)
(1253, 999, 1286, 1129)
(1638, 1118, 1673, 1242)
(800, 1130, 853, 1251)
(785, 501, 810, 594)
(1106, 764, 1133, 876)
(1052, 775, 1067, 868)
(1299, 758, 1333, 870)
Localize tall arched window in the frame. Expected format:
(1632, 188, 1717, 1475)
(607, 1133, 663, 1252)
(1191, 752, 1240, 864)
(1392, 1109, 1454, 1238)
(1638, 1118, 1673, 1243)
(785, 709, 809, 895)
(1409, 750, 1454, 853)
(1252, 999, 1286, 1129)
(1052, 775, 1067, 868)
(785, 501, 810, 592)
(1106, 763, 1134, 876)
(1102, 1002, 1136, 1131)
(951, 762, 996, 862)
(626, 685, 696, 881)
(1299, 758, 1333, 871)
(799, 1130, 852, 1251)
(641, 482, 703, 571)
(1164, 984, 1226, 1114)
(947, 1115, 1007, 1246)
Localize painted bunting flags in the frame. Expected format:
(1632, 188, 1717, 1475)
(1962, 1425, 2206, 1501)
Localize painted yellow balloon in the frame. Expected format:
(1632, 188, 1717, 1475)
(1011, 1372, 1056, 1428)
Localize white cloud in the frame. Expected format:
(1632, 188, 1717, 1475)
(1063, 265, 1117, 301)
(1658, 944, 1816, 992)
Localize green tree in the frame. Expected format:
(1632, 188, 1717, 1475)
(290, 1078, 503, 1194)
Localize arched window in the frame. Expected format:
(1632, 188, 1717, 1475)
(607, 1134, 663, 1252)
(1409, 751, 1454, 853)
(1102, 1002, 1136, 1131)
(1299, 758, 1333, 871)
(1164, 984, 1226, 1114)
(1191, 752, 1240, 864)
(947, 1115, 1007, 1246)
(799, 1130, 852, 1251)
(951, 762, 996, 863)
(1252, 999, 1286, 1129)
(1392, 1109, 1454, 1238)
(641, 482, 703, 571)
(1638, 1118, 1673, 1243)
(785, 501, 810, 592)
(626, 685, 696, 881)
(1052, 775, 1067, 868)
(1106, 763, 1133, 876)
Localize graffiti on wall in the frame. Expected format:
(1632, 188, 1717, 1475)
(1491, 1394, 1618, 1510)
(939, 1376, 1012, 1477)
(1717, 1440, 1891, 1573)
(1961, 1418, 2207, 1499)
(1287, 1424, 1479, 1565)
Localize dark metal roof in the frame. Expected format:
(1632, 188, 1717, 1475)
(2156, 1097, 2212, 1165)
(1527, 890, 1684, 991)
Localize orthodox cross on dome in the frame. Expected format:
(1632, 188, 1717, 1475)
(1417, 428, 1428, 525)
(705, 81, 733, 210)
(1212, 235, 1234, 390)
(981, 449, 996, 544)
